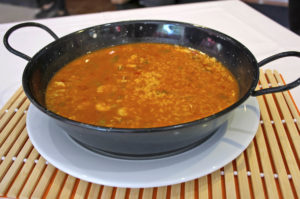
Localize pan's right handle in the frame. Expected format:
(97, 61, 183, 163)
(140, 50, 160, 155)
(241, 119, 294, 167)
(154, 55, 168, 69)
(251, 51, 300, 96)
(3, 22, 59, 61)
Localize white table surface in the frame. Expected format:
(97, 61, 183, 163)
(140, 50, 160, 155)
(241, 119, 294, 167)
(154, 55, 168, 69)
(1, 0, 299, 109)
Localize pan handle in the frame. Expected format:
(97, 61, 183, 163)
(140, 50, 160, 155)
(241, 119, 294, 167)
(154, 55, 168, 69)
(251, 51, 300, 96)
(3, 22, 59, 61)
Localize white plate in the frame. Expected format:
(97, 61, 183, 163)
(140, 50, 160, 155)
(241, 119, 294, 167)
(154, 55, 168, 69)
(26, 97, 260, 188)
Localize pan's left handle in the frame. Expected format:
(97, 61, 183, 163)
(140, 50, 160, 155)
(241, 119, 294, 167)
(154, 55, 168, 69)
(3, 22, 59, 61)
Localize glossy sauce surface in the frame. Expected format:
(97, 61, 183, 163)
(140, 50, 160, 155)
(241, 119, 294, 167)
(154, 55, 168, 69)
(46, 43, 239, 128)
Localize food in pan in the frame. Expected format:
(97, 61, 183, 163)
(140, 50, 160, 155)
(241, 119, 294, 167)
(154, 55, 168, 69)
(45, 43, 239, 128)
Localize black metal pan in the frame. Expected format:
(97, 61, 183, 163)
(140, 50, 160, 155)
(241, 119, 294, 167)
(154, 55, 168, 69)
(4, 20, 300, 159)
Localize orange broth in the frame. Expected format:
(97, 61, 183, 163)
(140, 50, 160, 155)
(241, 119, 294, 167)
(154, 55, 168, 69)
(45, 43, 239, 128)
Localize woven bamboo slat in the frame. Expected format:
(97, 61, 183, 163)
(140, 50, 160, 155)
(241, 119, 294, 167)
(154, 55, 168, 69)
(0, 89, 26, 123)
(19, 156, 47, 199)
(170, 183, 180, 199)
(46, 170, 67, 199)
(211, 170, 221, 199)
(114, 187, 127, 199)
(224, 163, 237, 199)
(31, 164, 56, 199)
(273, 71, 300, 130)
(59, 175, 76, 199)
(245, 142, 264, 198)
(268, 71, 300, 159)
(142, 188, 153, 199)
(0, 128, 28, 182)
(198, 176, 208, 199)
(0, 99, 29, 146)
(0, 87, 23, 120)
(254, 125, 279, 199)
(258, 102, 293, 198)
(0, 139, 33, 195)
(184, 180, 194, 199)
(236, 153, 251, 199)
(87, 183, 101, 199)
(6, 148, 39, 198)
(0, 70, 299, 199)
(259, 69, 299, 198)
(156, 186, 168, 199)
(128, 188, 139, 199)
(100, 186, 113, 199)
(0, 115, 26, 160)
(74, 180, 90, 199)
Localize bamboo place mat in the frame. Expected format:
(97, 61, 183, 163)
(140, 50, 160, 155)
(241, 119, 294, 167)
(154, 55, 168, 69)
(0, 69, 299, 199)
